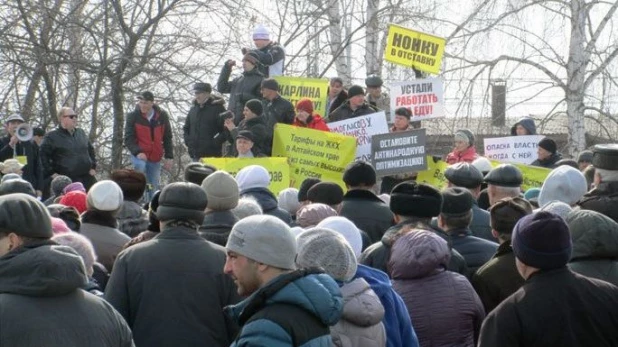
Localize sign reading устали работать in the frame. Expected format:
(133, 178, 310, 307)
(389, 78, 444, 122)
(371, 128, 427, 177)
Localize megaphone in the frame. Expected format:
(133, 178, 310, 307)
(15, 123, 33, 142)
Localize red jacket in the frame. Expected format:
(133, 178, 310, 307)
(293, 114, 330, 132)
(124, 105, 174, 162)
(446, 146, 478, 165)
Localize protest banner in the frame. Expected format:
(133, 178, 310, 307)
(328, 111, 389, 161)
(384, 24, 446, 75)
(272, 124, 357, 189)
(416, 156, 450, 190)
(390, 78, 445, 121)
(200, 157, 290, 195)
(484, 135, 545, 165)
(371, 128, 427, 177)
(274, 76, 329, 117)
(488, 159, 551, 191)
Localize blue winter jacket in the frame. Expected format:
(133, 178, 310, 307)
(226, 269, 343, 347)
(355, 264, 419, 347)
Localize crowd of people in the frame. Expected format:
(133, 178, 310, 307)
(1, 24, 618, 347)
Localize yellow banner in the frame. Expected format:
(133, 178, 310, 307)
(272, 123, 357, 190)
(489, 160, 551, 192)
(384, 24, 446, 75)
(416, 156, 449, 190)
(199, 157, 290, 195)
(274, 76, 329, 117)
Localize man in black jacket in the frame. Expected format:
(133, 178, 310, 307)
(261, 79, 294, 155)
(183, 83, 227, 160)
(105, 182, 240, 347)
(326, 77, 347, 115)
(327, 85, 378, 122)
(223, 99, 269, 156)
(40, 107, 97, 191)
(578, 144, 618, 223)
(0, 114, 44, 197)
(479, 211, 618, 346)
(217, 54, 264, 124)
(0, 193, 133, 346)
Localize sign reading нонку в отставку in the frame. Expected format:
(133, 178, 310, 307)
(385, 24, 446, 75)
(371, 128, 427, 177)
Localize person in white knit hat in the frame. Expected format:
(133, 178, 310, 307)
(236, 165, 291, 224)
(241, 24, 285, 77)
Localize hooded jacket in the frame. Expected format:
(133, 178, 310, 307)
(226, 269, 343, 347)
(217, 64, 264, 124)
(389, 232, 485, 347)
(0, 242, 133, 346)
(183, 96, 227, 158)
(353, 265, 419, 347)
(331, 278, 387, 347)
(567, 210, 618, 286)
(360, 222, 469, 277)
(241, 187, 292, 224)
(198, 210, 239, 246)
(105, 225, 240, 347)
(117, 200, 149, 238)
(510, 117, 537, 135)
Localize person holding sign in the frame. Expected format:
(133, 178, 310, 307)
(380, 107, 418, 194)
(365, 75, 391, 121)
(327, 85, 378, 123)
(223, 99, 268, 156)
(445, 129, 479, 165)
(292, 98, 330, 131)
(510, 117, 537, 136)
(217, 53, 264, 125)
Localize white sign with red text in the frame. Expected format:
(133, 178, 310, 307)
(389, 78, 444, 121)
(328, 111, 389, 161)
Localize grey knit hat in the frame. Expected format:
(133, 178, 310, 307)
(201, 171, 239, 211)
(226, 215, 296, 270)
(50, 175, 72, 197)
(296, 227, 357, 282)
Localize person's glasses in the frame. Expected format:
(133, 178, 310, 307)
(63, 114, 78, 119)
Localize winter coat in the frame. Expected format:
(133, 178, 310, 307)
(39, 127, 96, 178)
(365, 93, 391, 120)
(105, 225, 240, 347)
(327, 90, 348, 115)
(124, 105, 174, 162)
(183, 96, 227, 158)
(198, 210, 238, 246)
(567, 209, 618, 286)
(327, 101, 378, 123)
(0, 242, 134, 346)
(510, 117, 537, 135)
(251, 42, 285, 77)
(430, 204, 494, 242)
(263, 96, 295, 137)
(81, 222, 131, 271)
(445, 146, 479, 165)
(353, 265, 419, 347)
(331, 278, 386, 347)
(530, 152, 562, 169)
(360, 222, 469, 277)
(577, 181, 618, 223)
(0, 136, 44, 190)
(471, 242, 524, 313)
(226, 116, 269, 156)
(449, 227, 499, 273)
(217, 64, 264, 124)
(117, 200, 149, 238)
(479, 268, 618, 347)
(241, 187, 292, 224)
(390, 231, 485, 347)
(226, 268, 343, 347)
(339, 189, 394, 244)
(293, 114, 330, 132)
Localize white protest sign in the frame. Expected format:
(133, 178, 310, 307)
(328, 111, 390, 161)
(483, 135, 545, 164)
(390, 78, 445, 121)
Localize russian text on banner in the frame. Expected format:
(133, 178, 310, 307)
(274, 76, 329, 117)
(484, 135, 545, 165)
(272, 124, 357, 189)
(488, 159, 551, 192)
(200, 157, 290, 195)
(384, 24, 446, 74)
(389, 78, 445, 122)
(328, 111, 389, 161)
(416, 156, 450, 190)
(371, 128, 427, 177)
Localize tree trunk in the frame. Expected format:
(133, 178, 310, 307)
(566, 0, 588, 155)
(110, 75, 125, 170)
(365, 0, 380, 76)
(326, 0, 351, 84)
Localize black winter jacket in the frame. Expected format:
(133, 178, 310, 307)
(251, 42, 285, 77)
(226, 116, 269, 156)
(0, 136, 44, 190)
(105, 226, 240, 347)
(183, 96, 227, 158)
(217, 64, 264, 124)
(530, 152, 562, 169)
(479, 268, 618, 347)
(199, 210, 239, 246)
(39, 127, 96, 178)
(339, 189, 394, 244)
(578, 181, 618, 224)
(263, 95, 294, 155)
(449, 227, 499, 274)
(327, 101, 378, 123)
(0, 242, 134, 346)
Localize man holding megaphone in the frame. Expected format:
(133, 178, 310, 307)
(0, 114, 44, 197)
